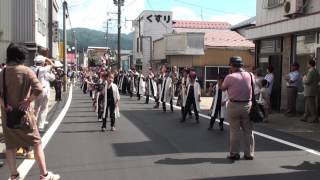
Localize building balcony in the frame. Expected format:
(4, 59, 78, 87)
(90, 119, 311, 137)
(153, 32, 205, 60)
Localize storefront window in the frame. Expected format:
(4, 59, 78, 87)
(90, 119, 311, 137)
(203, 66, 230, 94)
(296, 33, 317, 75)
(260, 39, 282, 54)
(295, 32, 318, 92)
(206, 67, 219, 80)
(193, 67, 205, 88)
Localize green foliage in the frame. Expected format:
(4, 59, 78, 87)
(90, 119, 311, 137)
(60, 28, 133, 51)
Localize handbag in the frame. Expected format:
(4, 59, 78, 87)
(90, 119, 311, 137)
(2, 69, 31, 129)
(248, 72, 264, 123)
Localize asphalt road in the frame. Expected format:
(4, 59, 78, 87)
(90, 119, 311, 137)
(2, 87, 320, 180)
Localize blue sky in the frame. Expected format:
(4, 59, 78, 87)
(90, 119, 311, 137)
(61, 0, 256, 33)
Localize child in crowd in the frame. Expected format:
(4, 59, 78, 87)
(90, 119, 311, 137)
(102, 72, 120, 132)
(208, 77, 228, 131)
(258, 79, 270, 123)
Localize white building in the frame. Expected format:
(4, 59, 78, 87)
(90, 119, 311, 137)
(132, 10, 173, 72)
(0, 0, 55, 65)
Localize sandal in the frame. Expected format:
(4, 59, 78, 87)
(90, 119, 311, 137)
(9, 173, 20, 180)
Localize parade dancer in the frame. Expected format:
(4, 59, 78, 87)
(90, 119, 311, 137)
(145, 67, 158, 104)
(102, 72, 120, 132)
(118, 70, 124, 93)
(136, 70, 146, 101)
(170, 69, 178, 112)
(181, 71, 201, 123)
(154, 71, 163, 108)
(208, 76, 228, 131)
(181, 69, 192, 118)
(96, 72, 106, 122)
(121, 71, 128, 94)
(129, 70, 136, 98)
(159, 65, 173, 112)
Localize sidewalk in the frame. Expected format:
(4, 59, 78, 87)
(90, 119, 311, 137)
(200, 97, 320, 143)
(0, 88, 57, 155)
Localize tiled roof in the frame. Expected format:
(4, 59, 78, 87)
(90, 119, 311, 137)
(230, 16, 256, 30)
(173, 20, 231, 30)
(205, 31, 254, 48)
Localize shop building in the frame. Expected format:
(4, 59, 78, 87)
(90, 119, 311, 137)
(153, 29, 254, 93)
(246, 0, 320, 111)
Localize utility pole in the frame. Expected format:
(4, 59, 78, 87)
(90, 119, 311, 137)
(73, 31, 78, 72)
(63, 1, 67, 92)
(117, 0, 121, 69)
(105, 20, 109, 48)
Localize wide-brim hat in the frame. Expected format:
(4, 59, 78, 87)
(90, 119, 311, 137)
(34, 55, 46, 63)
(229, 56, 244, 67)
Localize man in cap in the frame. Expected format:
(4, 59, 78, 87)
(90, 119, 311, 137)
(32, 55, 55, 132)
(221, 56, 255, 160)
(285, 63, 300, 117)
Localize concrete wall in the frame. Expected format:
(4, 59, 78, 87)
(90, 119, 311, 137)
(12, 0, 35, 44)
(167, 48, 254, 69)
(248, 0, 320, 39)
(280, 36, 292, 111)
(153, 38, 165, 60)
(196, 48, 255, 68)
(0, 0, 12, 63)
(256, 0, 320, 26)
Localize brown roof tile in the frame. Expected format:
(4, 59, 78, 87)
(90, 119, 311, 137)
(173, 20, 231, 30)
(205, 31, 254, 48)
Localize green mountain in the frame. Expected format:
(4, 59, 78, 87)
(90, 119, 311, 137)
(60, 28, 133, 51)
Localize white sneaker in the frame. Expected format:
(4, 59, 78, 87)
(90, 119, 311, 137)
(40, 171, 60, 180)
(111, 127, 116, 131)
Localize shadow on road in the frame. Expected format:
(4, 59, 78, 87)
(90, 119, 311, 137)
(191, 170, 320, 180)
(56, 130, 102, 134)
(112, 96, 297, 157)
(155, 157, 234, 165)
(282, 161, 320, 171)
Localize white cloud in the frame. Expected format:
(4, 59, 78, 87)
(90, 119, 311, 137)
(59, 0, 145, 33)
(210, 14, 251, 25)
(172, 7, 201, 21)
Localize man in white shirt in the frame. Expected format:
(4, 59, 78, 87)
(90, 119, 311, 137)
(285, 63, 300, 116)
(32, 55, 55, 132)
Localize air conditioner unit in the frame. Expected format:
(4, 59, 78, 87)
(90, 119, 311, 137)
(284, 0, 305, 17)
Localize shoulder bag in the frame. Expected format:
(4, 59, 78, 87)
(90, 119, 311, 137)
(248, 72, 264, 123)
(3, 69, 31, 130)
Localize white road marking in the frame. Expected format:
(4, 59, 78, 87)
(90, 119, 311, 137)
(148, 97, 320, 157)
(13, 86, 73, 179)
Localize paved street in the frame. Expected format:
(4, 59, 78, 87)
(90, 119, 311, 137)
(1, 87, 320, 180)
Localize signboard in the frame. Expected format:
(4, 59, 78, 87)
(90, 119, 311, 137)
(58, 42, 64, 59)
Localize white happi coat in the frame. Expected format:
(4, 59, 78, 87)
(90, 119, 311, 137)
(210, 84, 228, 118)
(118, 74, 124, 90)
(147, 73, 157, 97)
(137, 73, 146, 95)
(160, 75, 172, 103)
(129, 75, 136, 93)
(181, 76, 190, 107)
(103, 82, 120, 119)
(183, 82, 201, 111)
